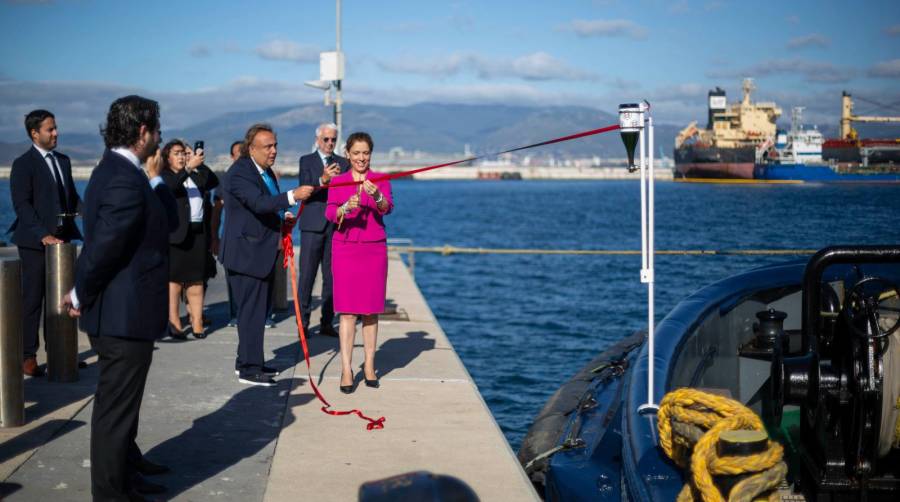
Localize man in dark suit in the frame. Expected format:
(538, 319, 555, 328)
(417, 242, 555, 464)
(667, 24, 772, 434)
(297, 123, 349, 337)
(219, 123, 313, 386)
(8, 109, 82, 377)
(63, 95, 175, 501)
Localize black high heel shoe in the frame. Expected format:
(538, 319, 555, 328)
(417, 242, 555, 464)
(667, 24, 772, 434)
(340, 372, 354, 394)
(192, 329, 207, 340)
(168, 323, 187, 340)
(364, 378, 380, 389)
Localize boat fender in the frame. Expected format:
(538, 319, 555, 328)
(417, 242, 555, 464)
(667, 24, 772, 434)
(516, 332, 644, 486)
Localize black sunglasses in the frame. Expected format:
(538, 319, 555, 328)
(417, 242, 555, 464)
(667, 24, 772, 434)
(322, 137, 337, 143)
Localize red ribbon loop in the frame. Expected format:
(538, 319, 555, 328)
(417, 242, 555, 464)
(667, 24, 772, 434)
(281, 209, 386, 431)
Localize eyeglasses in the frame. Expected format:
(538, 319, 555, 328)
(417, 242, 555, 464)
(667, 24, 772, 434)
(322, 137, 337, 143)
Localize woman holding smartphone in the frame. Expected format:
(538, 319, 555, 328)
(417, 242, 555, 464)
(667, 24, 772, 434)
(160, 139, 219, 339)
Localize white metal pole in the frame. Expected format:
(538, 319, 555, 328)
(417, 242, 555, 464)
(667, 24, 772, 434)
(646, 111, 656, 410)
(335, 0, 343, 149)
(639, 128, 647, 272)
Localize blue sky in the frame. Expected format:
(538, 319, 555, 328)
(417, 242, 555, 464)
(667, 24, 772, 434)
(0, 0, 898, 137)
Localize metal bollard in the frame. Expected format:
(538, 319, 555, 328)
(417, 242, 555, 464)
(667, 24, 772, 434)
(273, 249, 288, 312)
(0, 256, 24, 427)
(45, 243, 78, 382)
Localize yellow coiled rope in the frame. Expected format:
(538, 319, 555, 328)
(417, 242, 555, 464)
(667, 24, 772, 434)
(657, 388, 788, 502)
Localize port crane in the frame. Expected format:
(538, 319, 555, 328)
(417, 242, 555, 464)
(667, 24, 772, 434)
(841, 91, 900, 140)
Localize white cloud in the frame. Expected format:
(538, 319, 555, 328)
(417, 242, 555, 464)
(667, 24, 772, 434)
(708, 59, 855, 83)
(786, 34, 829, 50)
(377, 52, 600, 82)
(868, 59, 900, 79)
(377, 54, 469, 78)
(255, 39, 318, 63)
(561, 19, 648, 40)
(0, 78, 324, 137)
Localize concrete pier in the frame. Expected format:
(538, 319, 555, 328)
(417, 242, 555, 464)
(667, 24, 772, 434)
(0, 249, 537, 501)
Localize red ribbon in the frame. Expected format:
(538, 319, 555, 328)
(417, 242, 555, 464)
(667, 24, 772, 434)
(281, 214, 386, 430)
(279, 122, 622, 430)
(325, 123, 621, 189)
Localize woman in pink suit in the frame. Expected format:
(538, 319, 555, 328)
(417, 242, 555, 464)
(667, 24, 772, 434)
(325, 132, 393, 393)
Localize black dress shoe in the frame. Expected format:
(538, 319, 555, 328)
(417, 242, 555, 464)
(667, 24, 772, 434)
(134, 457, 170, 476)
(132, 474, 166, 494)
(238, 373, 276, 387)
(365, 378, 380, 389)
(192, 329, 207, 340)
(319, 323, 339, 337)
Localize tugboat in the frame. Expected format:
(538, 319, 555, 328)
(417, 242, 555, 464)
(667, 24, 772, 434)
(518, 247, 900, 500)
(674, 79, 781, 180)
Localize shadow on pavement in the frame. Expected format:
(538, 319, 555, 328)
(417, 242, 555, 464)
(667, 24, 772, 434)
(371, 331, 435, 378)
(144, 378, 314, 499)
(0, 419, 86, 465)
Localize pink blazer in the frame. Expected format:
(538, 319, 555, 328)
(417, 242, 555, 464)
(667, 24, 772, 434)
(325, 170, 393, 242)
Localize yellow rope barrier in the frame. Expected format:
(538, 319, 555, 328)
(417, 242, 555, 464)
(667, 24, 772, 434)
(658, 388, 787, 502)
(387, 245, 817, 256)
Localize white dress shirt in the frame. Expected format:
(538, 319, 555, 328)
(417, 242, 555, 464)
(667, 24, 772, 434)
(32, 143, 65, 186)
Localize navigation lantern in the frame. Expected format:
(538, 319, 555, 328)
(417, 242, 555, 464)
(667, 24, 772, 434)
(619, 103, 643, 172)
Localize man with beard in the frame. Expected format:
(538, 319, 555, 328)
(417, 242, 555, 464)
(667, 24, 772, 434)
(64, 95, 175, 501)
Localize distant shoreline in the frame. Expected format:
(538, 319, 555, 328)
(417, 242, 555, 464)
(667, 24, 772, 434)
(0, 164, 674, 181)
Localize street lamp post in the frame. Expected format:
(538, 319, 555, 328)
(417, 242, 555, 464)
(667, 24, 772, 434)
(304, 0, 344, 151)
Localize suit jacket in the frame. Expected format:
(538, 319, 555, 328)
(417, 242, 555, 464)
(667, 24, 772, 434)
(218, 157, 292, 279)
(325, 170, 393, 243)
(75, 149, 176, 340)
(160, 165, 219, 244)
(8, 145, 83, 249)
(298, 151, 349, 232)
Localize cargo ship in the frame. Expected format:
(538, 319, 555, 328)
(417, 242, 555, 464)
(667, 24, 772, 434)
(754, 100, 900, 183)
(674, 79, 781, 180)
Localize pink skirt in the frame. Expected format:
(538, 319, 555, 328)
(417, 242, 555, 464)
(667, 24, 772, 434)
(331, 240, 387, 315)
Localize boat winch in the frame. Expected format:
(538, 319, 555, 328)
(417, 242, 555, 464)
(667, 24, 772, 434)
(770, 247, 900, 501)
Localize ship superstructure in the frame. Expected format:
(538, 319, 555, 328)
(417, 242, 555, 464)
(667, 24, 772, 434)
(674, 79, 781, 179)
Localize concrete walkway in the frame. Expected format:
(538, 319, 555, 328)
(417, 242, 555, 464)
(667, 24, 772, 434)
(0, 249, 537, 501)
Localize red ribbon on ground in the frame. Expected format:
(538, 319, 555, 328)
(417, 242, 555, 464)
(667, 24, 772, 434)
(279, 122, 621, 430)
(281, 215, 386, 430)
(325, 123, 621, 189)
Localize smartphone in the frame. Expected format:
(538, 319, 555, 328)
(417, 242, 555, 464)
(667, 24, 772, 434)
(194, 140, 204, 152)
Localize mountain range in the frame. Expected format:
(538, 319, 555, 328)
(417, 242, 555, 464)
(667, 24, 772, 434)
(0, 102, 681, 165)
(1, 102, 895, 166)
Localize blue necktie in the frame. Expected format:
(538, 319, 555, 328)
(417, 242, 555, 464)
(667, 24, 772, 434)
(260, 170, 284, 220)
